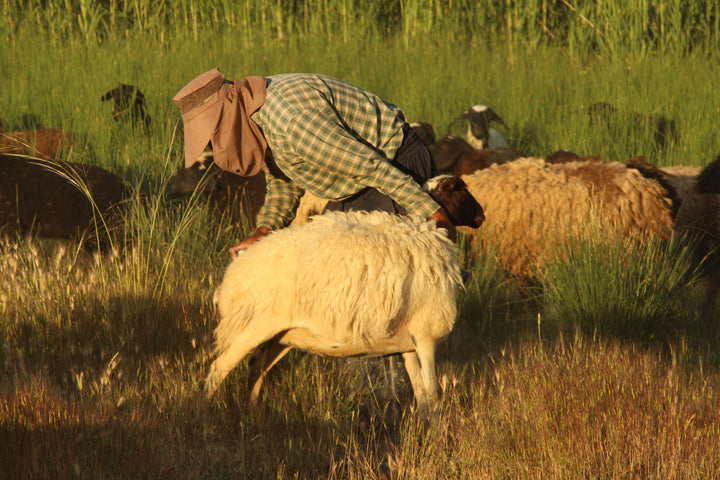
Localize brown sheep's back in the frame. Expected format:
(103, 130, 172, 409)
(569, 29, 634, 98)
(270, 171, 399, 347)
(460, 157, 674, 276)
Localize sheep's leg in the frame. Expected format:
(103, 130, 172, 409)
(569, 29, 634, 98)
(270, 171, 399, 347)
(247, 340, 292, 406)
(205, 329, 280, 399)
(402, 341, 439, 415)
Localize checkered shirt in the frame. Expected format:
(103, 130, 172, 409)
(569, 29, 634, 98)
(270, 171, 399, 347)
(251, 73, 440, 229)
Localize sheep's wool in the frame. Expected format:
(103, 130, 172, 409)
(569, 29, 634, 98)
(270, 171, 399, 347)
(461, 157, 675, 276)
(213, 210, 462, 355)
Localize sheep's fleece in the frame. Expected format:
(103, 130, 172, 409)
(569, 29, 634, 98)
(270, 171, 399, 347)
(460, 157, 674, 276)
(206, 210, 463, 412)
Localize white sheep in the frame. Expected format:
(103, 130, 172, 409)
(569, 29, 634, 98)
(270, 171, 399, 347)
(204, 210, 464, 414)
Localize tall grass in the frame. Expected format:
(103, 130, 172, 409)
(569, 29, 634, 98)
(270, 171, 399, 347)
(3, 1, 720, 478)
(2, 0, 719, 54)
(541, 234, 704, 337)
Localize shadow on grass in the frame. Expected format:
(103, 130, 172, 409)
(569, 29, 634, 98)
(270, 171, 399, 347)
(0, 360, 405, 480)
(5, 291, 214, 393)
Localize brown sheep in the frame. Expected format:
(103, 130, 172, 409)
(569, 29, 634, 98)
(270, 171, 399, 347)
(170, 152, 267, 229)
(0, 128, 76, 159)
(429, 135, 523, 175)
(459, 157, 675, 277)
(409, 121, 437, 146)
(450, 147, 525, 176)
(545, 149, 605, 165)
(0, 153, 134, 249)
(461, 155, 720, 317)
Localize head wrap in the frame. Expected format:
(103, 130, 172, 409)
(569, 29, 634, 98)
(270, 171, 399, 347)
(173, 67, 267, 176)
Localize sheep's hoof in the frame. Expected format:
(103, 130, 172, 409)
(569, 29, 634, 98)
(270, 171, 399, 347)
(204, 373, 221, 399)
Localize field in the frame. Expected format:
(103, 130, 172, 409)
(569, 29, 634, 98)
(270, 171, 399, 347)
(2, 1, 720, 479)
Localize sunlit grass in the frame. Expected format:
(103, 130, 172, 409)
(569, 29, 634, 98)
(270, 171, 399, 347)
(541, 233, 705, 338)
(2, 2, 720, 478)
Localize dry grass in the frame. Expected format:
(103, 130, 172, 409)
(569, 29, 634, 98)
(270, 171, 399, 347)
(1, 232, 719, 479)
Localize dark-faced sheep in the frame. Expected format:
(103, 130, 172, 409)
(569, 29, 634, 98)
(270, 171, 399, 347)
(101, 84, 151, 129)
(205, 210, 464, 415)
(171, 151, 267, 229)
(292, 175, 485, 230)
(410, 121, 437, 146)
(0, 153, 133, 249)
(450, 105, 511, 150)
(625, 156, 720, 316)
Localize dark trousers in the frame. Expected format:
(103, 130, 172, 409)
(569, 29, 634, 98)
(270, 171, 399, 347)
(324, 123, 437, 214)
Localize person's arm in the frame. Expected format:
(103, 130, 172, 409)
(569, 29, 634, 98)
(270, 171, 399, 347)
(228, 163, 304, 257)
(289, 110, 442, 219)
(229, 225, 271, 257)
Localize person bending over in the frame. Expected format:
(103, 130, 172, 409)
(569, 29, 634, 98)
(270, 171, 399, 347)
(173, 68, 455, 256)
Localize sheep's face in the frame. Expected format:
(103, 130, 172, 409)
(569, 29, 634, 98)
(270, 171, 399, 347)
(170, 151, 218, 197)
(429, 176, 485, 228)
(101, 84, 151, 127)
(454, 105, 509, 145)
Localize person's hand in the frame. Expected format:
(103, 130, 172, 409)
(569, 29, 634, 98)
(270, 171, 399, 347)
(229, 226, 271, 257)
(429, 207, 457, 242)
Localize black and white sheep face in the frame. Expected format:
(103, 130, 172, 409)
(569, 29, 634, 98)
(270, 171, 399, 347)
(453, 105, 510, 149)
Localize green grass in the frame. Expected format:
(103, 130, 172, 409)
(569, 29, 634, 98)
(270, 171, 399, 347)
(2, 2, 720, 478)
(540, 234, 704, 337)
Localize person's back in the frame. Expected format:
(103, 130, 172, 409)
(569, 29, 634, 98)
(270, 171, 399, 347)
(256, 73, 406, 155)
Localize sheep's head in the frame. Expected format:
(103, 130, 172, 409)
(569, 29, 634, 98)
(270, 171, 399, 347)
(171, 150, 218, 197)
(424, 175, 485, 228)
(101, 84, 151, 128)
(452, 105, 510, 146)
(410, 122, 437, 146)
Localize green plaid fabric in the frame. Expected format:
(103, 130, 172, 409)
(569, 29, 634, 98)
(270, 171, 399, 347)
(251, 74, 440, 229)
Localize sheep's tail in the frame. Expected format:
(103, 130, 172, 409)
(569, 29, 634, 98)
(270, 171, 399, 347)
(213, 303, 255, 355)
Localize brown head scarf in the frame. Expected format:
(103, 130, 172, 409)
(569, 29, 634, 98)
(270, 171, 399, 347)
(173, 68, 268, 176)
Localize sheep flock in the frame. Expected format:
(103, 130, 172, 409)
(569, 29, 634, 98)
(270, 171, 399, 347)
(4, 95, 720, 415)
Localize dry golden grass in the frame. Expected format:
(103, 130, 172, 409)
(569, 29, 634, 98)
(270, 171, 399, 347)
(1, 232, 719, 479)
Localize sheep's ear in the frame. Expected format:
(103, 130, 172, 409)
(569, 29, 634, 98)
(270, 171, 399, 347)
(625, 156, 654, 173)
(452, 111, 473, 122)
(446, 176, 466, 190)
(487, 109, 510, 130)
